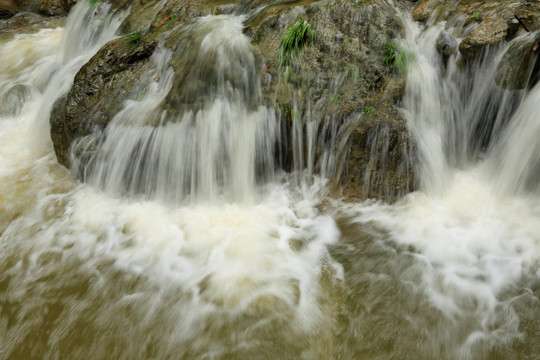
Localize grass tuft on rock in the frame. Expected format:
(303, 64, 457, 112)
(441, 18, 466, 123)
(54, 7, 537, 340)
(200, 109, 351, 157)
(279, 17, 314, 69)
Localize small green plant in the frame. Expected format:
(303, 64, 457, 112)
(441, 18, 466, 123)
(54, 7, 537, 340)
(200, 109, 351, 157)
(330, 93, 339, 105)
(279, 17, 314, 83)
(471, 11, 481, 22)
(363, 106, 375, 115)
(125, 30, 142, 45)
(279, 17, 314, 68)
(383, 41, 413, 74)
(88, 0, 101, 6)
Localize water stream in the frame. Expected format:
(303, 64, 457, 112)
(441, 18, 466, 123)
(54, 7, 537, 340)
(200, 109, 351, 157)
(0, 3, 539, 359)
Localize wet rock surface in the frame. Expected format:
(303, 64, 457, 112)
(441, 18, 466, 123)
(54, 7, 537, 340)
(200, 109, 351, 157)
(412, 0, 433, 22)
(0, 0, 19, 18)
(341, 104, 416, 202)
(459, 14, 509, 59)
(250, 0, 417, 202)
(495, 32, 540, 90)
(0, 0, 77, 19)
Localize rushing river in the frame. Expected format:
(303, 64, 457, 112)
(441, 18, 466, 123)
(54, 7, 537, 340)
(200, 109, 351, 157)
(0, 2, 539, 359)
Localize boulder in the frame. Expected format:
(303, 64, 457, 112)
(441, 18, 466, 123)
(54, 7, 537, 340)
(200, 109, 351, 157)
(0, 11, 63, 32)
(459, 13, 509, 59)
(495, 32, 540, 90)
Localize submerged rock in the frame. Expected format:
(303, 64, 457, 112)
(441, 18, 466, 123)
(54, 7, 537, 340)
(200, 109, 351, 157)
(495, 33, 540, 90)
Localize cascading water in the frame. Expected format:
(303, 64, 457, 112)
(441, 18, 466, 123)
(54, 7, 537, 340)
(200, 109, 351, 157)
(82, 16, 279, 204)
(0, 2, 539, 360)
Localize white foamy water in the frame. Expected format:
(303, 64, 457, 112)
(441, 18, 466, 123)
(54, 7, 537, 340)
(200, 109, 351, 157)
(0, 3, 539, 360)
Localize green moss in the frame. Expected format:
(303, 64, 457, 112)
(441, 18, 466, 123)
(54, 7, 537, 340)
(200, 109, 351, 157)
(471, 11, 481, 22)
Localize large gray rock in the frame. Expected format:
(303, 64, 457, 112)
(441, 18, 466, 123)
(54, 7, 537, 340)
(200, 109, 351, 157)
(250, 0, 417, 202)
(459, 13, 509, 59)
(50, 37, 157, 167)
(33, 0, 77, 16)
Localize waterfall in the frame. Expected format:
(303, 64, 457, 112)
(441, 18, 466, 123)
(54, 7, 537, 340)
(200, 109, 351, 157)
(400, 15, 531, 195)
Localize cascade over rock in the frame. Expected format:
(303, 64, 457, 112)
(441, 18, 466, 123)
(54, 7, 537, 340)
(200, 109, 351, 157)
(50, 0, 419, 203)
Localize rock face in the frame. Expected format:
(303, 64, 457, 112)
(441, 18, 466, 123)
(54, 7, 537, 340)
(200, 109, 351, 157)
(495, 33, 540, 90)
(249, 0, 416, 202)
(50, 0, 419, 203)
